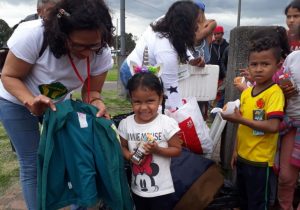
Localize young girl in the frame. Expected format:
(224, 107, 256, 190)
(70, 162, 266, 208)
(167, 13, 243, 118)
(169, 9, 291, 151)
(277, 37, 300, 210)
(285, 0, 300, 51)
(118, 72, 182, 210)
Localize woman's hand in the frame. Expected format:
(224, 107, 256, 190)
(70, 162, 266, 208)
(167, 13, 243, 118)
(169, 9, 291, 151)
(23, 95, 56, 116)
(90, 98, 110, 118)
(83, 73, 109, 118)
(189, 57, 205, 67)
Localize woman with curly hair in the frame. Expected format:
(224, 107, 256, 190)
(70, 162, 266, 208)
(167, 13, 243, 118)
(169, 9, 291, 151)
(0, 0, 114, 208)
(120, 0, 207, 110)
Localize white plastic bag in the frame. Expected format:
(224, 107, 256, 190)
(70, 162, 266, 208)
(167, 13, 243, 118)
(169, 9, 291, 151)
(165, 97, 212, 154)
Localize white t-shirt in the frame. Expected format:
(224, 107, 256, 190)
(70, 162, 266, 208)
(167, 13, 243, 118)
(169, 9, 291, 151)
(282, 50, 300, 120)
(118, 114, 180, 198)
(126, 26, 183, 110)
(0, 19, 113, 105)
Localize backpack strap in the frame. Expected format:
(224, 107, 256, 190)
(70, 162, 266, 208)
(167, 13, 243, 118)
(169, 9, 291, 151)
(38, 33, 48, 58)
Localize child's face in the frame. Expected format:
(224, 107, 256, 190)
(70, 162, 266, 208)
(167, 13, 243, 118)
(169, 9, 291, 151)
(286, 7, 300, 33)
(248, 49, 280, 86)
(130, 87, 162, 124)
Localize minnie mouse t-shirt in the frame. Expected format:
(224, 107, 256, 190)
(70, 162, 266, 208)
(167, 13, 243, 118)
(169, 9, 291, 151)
(118, 113, 180, 198)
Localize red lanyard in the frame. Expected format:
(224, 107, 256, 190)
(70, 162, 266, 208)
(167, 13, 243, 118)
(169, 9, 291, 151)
(68, 54, 91, 103)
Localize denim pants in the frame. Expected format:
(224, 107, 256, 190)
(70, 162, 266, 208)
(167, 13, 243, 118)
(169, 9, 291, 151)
(119, 59, 131, 88)
(0, 98, 40, 210)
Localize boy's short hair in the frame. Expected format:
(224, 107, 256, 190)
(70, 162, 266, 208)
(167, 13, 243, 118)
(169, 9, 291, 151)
(249, 29, 282, 62)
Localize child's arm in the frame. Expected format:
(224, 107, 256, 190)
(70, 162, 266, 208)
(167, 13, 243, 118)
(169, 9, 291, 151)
(143, 133, 182, 157)
(231, 138, 238, 169)
(222, 108, 281, 133)
(120, 137, 133, 161)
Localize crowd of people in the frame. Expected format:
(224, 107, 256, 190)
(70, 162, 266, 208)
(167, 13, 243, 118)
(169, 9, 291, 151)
(1, 0, 300, 209)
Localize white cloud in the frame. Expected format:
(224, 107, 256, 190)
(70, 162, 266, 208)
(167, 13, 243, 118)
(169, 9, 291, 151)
(0, 0, 291, 39)
(0, 2, 36, 27)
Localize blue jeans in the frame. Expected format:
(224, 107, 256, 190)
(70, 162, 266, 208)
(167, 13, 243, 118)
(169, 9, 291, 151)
(119, 59, 131, 88)
(0, 98, 40, 210)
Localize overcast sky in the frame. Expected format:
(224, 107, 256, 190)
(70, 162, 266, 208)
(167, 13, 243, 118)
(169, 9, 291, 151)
(0, 0, 292, 40)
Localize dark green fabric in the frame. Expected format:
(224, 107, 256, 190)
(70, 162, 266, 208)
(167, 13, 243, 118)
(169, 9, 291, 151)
(37, 99, 133, 210)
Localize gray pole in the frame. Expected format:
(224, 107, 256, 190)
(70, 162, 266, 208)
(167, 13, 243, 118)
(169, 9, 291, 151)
(115, 18, 118, 51)
(118, 0, 126, 96)
(120, 0, 126, 58)
(237, 0, 241, 26)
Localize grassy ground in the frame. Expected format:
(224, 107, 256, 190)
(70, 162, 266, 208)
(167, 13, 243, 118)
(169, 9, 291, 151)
(71, 89, 132, 116)
(106, 65, 118, 81)
(0, 126, 19, 195)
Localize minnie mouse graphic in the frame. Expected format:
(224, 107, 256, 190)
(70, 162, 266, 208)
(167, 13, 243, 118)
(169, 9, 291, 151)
(132, 154, 159, 193)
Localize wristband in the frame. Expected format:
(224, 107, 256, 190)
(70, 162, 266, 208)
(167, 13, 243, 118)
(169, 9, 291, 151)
(89, 97, 103, 104)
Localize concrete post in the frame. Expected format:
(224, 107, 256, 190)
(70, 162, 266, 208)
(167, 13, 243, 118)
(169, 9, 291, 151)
(221, 26, 274, 171)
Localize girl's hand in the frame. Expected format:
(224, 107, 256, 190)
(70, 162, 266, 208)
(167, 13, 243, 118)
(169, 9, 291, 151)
(23, 94, 56, 116)
(240, 68, 254, 83)
(126, 152, 134, 161)
(231, 150, 237, 169)
(90, 98, 110, 118)
(279, 83, 298, 99)
(221, 108, 242, 123)
(143, 142, 159, 155)
(234, 81, 248, 92)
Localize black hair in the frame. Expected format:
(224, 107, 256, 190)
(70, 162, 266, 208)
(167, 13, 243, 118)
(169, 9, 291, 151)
(151, 1, 200, 63)
(127, 72, 164, 98)
(249, 27, 287, 62)
(43, 0, 114, 58)
(285, 0, 300, 15)
(275, 26, 291, 59)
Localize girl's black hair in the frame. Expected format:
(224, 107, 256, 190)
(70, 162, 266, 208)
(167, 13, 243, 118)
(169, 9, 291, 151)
(285, 0, 300, 15)
(43, 0, 114, 58)
(275, 26, 291, 59)
(127, 72, 164, 98)
(249, 27, 290, 62)
(151, 1, 200, 63)
(127, 72, 166, 112)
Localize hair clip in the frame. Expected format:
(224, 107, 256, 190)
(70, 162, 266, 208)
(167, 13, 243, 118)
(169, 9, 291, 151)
(57, 8, 71, 18)
(133, 65, 160, 75)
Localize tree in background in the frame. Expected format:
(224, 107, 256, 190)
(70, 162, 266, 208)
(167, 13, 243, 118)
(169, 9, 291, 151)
(0, 19, 12, 47)
(113, 32, 136, 55)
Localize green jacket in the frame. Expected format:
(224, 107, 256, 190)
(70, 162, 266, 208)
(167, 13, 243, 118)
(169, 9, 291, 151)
(38, 99, 133, 210)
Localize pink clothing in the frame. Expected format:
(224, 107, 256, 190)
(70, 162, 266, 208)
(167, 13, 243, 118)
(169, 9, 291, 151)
(288, 31, 300, 52)
(272, 66, 284, 84)
(278, 128, 300, 210)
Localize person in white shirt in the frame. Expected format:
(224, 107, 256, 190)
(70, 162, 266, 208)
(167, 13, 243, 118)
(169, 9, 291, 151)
(118, 72, 181, 210)
(120, 1, 208, 111)
(0, 0, 114, 209)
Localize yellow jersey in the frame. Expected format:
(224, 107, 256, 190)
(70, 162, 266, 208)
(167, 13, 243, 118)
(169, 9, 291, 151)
(237, 84, 284, 166)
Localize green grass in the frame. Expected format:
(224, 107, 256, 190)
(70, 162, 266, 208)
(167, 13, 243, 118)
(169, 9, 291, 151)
(106, 65, 119, 81)
(0, 125, 19, 195)
(101, 90, 132, 116)
(0, 89, 131, 196)
(71, 89, 132, 116)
